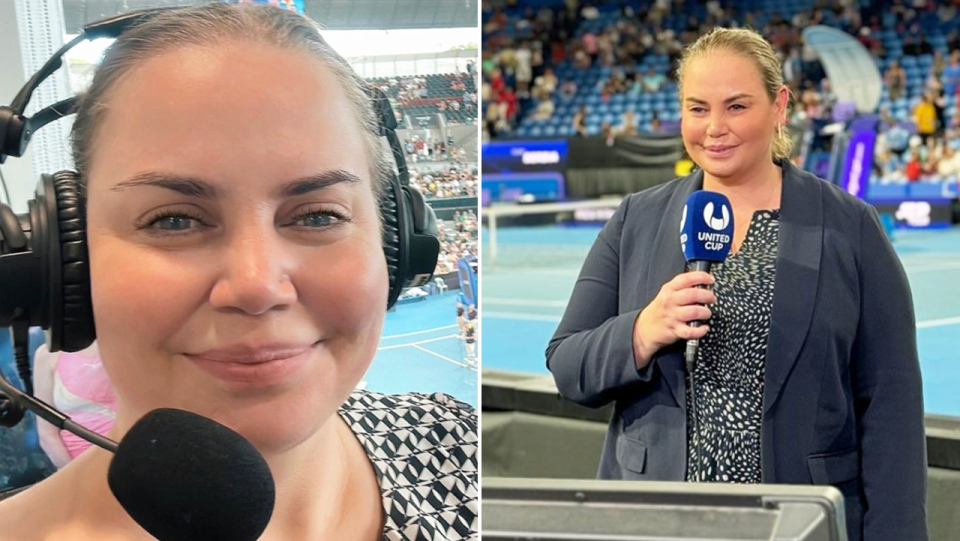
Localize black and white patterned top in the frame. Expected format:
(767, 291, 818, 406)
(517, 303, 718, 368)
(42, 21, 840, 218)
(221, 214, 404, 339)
(339, 390, 478, 540)
(685, 209, 779, 483)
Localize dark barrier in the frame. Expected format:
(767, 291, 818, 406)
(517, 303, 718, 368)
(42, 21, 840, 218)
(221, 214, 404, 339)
(565, 134, 683, 198)
(481, 369, 960, 541)
(426, 196, 477, 221)
(567, 134, 684, 169)
(426, 195, 477, 210)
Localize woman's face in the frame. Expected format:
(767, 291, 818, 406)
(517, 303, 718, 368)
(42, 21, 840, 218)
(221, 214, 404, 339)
(85, 41, 388, 453)
(680, 51, 787, 180)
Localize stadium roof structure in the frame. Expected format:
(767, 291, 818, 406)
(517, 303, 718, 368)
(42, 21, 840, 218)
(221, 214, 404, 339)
(61, 0, 478, 34)
(802, 25, 883, 113)
(348, 49, 477, 77)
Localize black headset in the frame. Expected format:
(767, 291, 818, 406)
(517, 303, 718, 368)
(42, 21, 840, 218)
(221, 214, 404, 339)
(0, 8, 441, 403)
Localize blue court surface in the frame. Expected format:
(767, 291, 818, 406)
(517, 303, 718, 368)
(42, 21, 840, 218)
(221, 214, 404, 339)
(366, 294, 477, 407)
(482, 224, 960, 418)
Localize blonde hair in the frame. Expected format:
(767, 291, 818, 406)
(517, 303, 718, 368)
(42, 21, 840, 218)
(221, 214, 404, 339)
(71, 3, 392, 202)
(677, 27, 793, 161)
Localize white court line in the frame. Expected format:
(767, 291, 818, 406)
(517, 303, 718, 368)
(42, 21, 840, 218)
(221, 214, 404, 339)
(917, 316, 960, 329)
(903, 262, 960, 273)
(381, 324, 458, 339)
(484, 267, 581, 276)
(483, 311, 960, 329)
(412, 344, 476, 370)
(900, 252, 960, 260)
(483, 311, 563, 322)
(483, 297, 569, 307)
(377, 334, 458, 350)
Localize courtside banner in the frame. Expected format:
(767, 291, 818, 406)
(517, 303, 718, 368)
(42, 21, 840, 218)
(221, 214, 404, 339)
(840, 116, 879, 200)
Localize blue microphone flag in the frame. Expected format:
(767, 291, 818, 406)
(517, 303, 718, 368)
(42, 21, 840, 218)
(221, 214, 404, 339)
(680, 190, 734, 263)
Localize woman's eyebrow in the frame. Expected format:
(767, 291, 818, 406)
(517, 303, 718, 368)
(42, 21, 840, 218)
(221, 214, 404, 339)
(276, 170, 362, 197)
(111, 172, 218, 197)
(685, 93, 754, 104)
(110, 170, 361, 198)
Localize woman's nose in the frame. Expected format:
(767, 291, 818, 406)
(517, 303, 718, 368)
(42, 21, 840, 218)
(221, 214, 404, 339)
(208, 231, 298, 315)
(706, 114, 727, 138)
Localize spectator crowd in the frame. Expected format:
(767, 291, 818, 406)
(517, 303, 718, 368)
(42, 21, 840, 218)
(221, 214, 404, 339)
(409, 164, 479, 199)
(436, 210, 479, 276)
(482, 0, 960, 185)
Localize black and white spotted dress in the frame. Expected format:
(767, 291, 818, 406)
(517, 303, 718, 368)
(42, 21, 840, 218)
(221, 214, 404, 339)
(685, 209, 779, 483)
(338, 390, 478, 540)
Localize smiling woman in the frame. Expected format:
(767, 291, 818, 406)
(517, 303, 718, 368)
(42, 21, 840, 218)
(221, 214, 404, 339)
(546, 26, 927, 541)
(0, 4, 476, 541)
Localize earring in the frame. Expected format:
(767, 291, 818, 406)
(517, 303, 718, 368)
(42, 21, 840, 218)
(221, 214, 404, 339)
(778, 124, 783, 139)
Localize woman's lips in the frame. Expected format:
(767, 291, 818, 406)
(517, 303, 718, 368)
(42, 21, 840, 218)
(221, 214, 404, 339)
(704, 145, 736, 159)
(184, 345, 314, 388)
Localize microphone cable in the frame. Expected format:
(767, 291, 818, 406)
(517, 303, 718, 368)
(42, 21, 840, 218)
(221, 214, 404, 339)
(685, 260, 711, 483)
(687, 359, 701, 482)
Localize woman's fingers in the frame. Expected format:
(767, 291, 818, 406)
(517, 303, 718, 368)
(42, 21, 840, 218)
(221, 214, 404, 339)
(668, 271, 714, 291)
(676, 304, 713, 324)
(672, 287, 717, 308)
(676, 323, 710, 340)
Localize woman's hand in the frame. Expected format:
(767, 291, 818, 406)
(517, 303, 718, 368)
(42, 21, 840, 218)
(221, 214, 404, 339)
(633, 272, 716, 370)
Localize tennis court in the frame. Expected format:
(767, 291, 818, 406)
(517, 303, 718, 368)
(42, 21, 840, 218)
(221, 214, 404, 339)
(368, 294, 478, 406)
(481, 222, 960, 417)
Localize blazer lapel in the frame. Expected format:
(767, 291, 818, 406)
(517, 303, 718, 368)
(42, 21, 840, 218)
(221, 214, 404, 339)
(763, 160, 824, 414)
(640, 169, 703, 410)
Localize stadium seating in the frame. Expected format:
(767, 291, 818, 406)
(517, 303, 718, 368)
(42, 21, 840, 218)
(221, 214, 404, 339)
(483, 0, 960, 187)
(366, 73, 478, 124)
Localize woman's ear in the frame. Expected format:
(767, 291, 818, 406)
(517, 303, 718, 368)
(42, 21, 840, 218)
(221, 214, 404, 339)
(776, 85, 790, 124)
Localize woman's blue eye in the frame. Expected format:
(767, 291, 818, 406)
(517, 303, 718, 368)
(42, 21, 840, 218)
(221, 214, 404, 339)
(141, 212, 205, 234)
(295, 213, 334, 227)
(290, 210, 346, 229)
(153, 216, 198, 231)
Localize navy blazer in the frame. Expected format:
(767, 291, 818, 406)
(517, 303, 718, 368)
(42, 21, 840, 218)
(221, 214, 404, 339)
(546, 159, 928, 541)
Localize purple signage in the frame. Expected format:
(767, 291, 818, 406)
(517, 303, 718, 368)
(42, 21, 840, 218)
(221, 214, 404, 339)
(840, 116, 879, 200)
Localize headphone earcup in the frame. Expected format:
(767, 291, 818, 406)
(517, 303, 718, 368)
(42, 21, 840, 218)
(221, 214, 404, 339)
(47, 171, 96, 352)
(401, 186, 440, 286)
(381, 173, 406, 310)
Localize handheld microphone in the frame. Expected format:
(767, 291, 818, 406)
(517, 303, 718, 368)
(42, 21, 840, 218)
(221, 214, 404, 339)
(680, 190, 734, 370)
(0, 371, 275, 541)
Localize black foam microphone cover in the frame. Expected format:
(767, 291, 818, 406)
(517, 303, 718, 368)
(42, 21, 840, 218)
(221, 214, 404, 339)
(107, 408, 275, 541)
